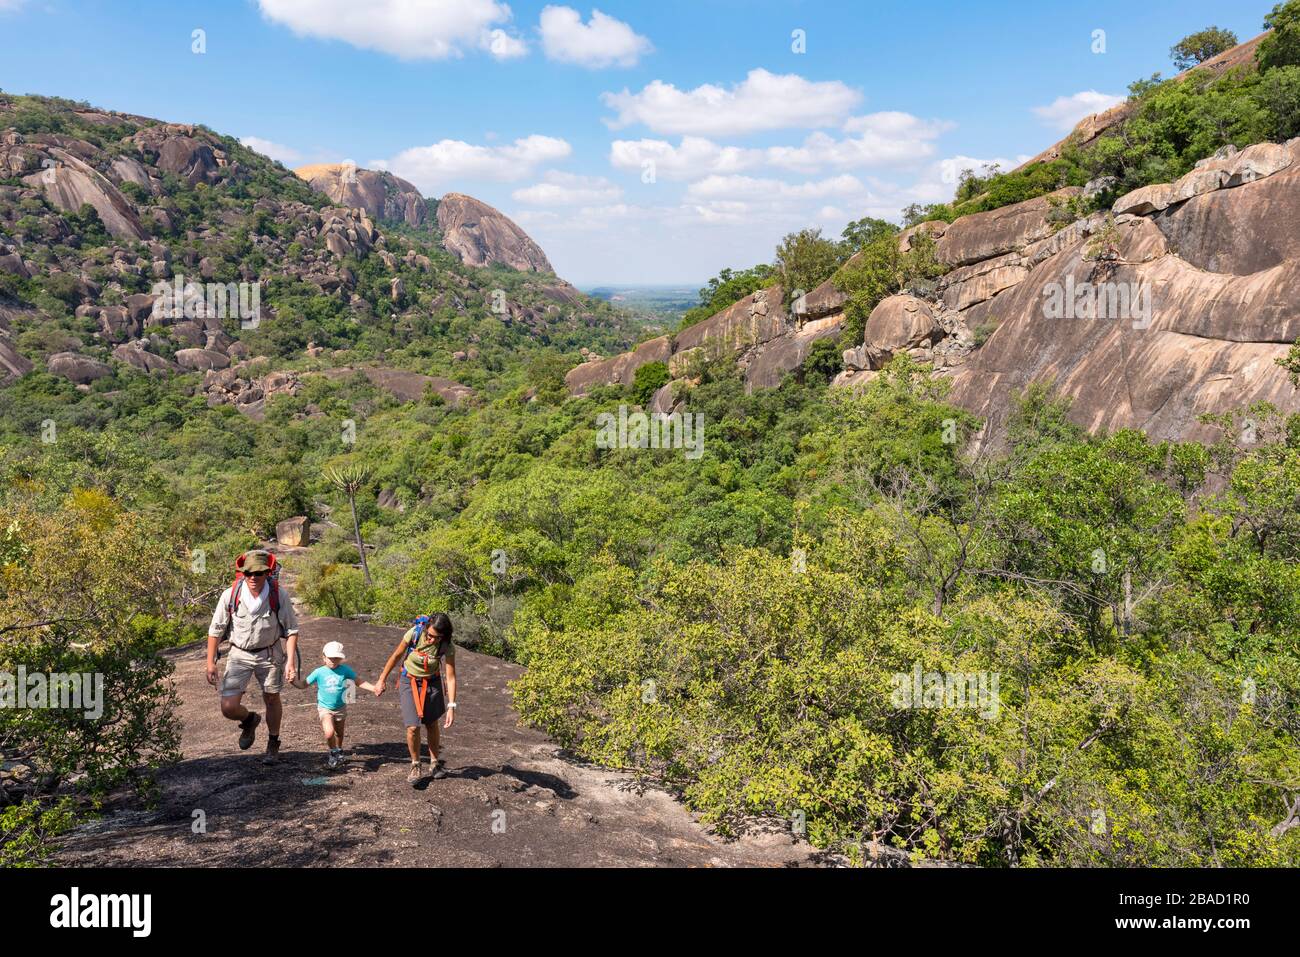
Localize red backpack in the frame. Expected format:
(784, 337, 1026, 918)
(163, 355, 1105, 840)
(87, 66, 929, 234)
(217, 552, 288, 655)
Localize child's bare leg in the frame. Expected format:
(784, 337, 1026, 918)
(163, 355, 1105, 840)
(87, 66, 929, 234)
(320, 713, 338, 749)
(405, 725, 421, 762)
(334, 717, 346, 750)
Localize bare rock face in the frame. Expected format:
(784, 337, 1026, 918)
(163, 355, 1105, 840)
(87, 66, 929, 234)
(936, 188, 1081, 267)
(275, 516, 311, 548)
(295, 164, 427, 227)
(565, 335, 671, 396)
(436, 193, 554, 273)
(1152, 150, 1300, 275)
(565, 286, 802, 398)
(174, 348, 230, 372)
(112, 341, 179, 376)
(318, 366, 476, 407)
(0, 340, 31, 384)
(864, 295, 940, 357)
(0, 248, 29, 277)
(0, 309, 33, 384)
(21, 148, 145, 240)
(132, 125, 221, 186)
(940, 139, 1300, 443)
(745, 313, 843, 389)
(675, 286, 788, 355)
(47, 351, 112, 384)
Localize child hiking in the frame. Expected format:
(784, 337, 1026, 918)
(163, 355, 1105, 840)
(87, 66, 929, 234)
(306, 641, 378, 769)
(376, 612, 458, 786)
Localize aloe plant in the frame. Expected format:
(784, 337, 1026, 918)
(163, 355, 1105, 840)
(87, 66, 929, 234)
(324, 463, 374, 585)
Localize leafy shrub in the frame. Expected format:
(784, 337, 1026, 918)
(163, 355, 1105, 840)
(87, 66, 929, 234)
(631, 360, 670, 405)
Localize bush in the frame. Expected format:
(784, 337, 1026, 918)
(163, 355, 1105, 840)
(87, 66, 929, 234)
(0, 488, 185, 862)
(631, 360, 670, 406)
(298, 558, 374, 619)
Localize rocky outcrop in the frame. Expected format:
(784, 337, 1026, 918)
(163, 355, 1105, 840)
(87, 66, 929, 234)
(320, 366, 476, 407)
(0, 307, 33, 384)
(565, 286, 811, 398)
(567, 128, 1300, 445)
(276, 516, 311, 548)
(937, 136, 1300, 442)
(21, 147, 145, 240)
(566, 335, 672, 395)
(47, 351, 112, 384)
(112, 340, 179, 376)
(295, 164, 427, 227)
(436, 193, 554, 273)
(937, 188, 1081, 267)
(131, 125, 224, 186)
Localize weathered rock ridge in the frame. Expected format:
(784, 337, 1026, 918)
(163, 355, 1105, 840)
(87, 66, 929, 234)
(436, 192, 555, 274)
(294, 163, 428, 227)
(567, 136, 1300, 443)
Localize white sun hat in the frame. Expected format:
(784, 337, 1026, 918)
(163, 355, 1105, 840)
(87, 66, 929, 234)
(322, 641, 346, 660)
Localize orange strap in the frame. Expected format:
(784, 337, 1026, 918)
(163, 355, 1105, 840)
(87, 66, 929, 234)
(412, 676, 429, 722)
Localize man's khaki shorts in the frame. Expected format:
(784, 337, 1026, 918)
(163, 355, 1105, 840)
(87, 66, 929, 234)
(220, 644, 286, 698)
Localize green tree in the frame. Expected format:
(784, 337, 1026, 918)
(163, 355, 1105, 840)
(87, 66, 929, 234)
(1170, 26, 1239, 70)
(631, 360, 670, 406)
(1259, 0, 1300, 72)
(773, 227, 843, 304)
(839, 216, 898, 255)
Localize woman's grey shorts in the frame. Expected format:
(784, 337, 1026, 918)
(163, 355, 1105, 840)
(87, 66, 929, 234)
(398, 672, 445, 728)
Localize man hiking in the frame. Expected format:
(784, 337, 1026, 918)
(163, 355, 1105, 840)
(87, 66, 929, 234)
(205, 550, 301, 764)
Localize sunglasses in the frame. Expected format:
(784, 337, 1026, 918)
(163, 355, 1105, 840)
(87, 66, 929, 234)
(244, 569, 269, 577)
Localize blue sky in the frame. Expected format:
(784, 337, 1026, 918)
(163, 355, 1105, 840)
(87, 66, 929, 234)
(0, 0, 1277, 285)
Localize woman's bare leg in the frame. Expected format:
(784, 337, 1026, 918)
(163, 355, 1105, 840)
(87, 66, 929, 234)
(405, 725, 421, 762)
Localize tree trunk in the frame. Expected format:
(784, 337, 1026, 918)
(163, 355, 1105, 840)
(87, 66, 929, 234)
(349, 492, 372, 585)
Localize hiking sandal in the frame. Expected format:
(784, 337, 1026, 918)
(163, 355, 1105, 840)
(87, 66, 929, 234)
(238, 712, 261, 750)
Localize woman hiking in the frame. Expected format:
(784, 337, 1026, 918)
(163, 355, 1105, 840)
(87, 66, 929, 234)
(375, 612, 458, 786)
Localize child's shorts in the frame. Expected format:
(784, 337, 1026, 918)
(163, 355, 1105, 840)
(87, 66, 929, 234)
(318, 705, 347, 723)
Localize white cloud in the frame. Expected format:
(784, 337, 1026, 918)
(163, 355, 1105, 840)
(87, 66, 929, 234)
(539, 6, 651, 68)
(239, 136, 303, 165)
(484, 28, 528, 59)
(609, 137, 763, 180)
(256, 0, 526, 60)
(766, 112, 953, 172)
(685, 174, 865, 202)
(1031, 90, 1125, 132)
(601, 68, 861, 136)
(513, 171, 623, 205)
(0, 0, 28, 12)
(372, 135, 571, 191)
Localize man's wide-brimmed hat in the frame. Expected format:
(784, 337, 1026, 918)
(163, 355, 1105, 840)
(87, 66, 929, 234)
(239, 550, 274, 573)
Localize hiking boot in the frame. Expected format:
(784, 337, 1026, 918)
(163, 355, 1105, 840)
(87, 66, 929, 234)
(262, 735, 280, 765)
(429, 758, 445, 779)
(407, 762, 423, 785)
(237, 712, 260, 750)
(326, 751, 341, 770)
